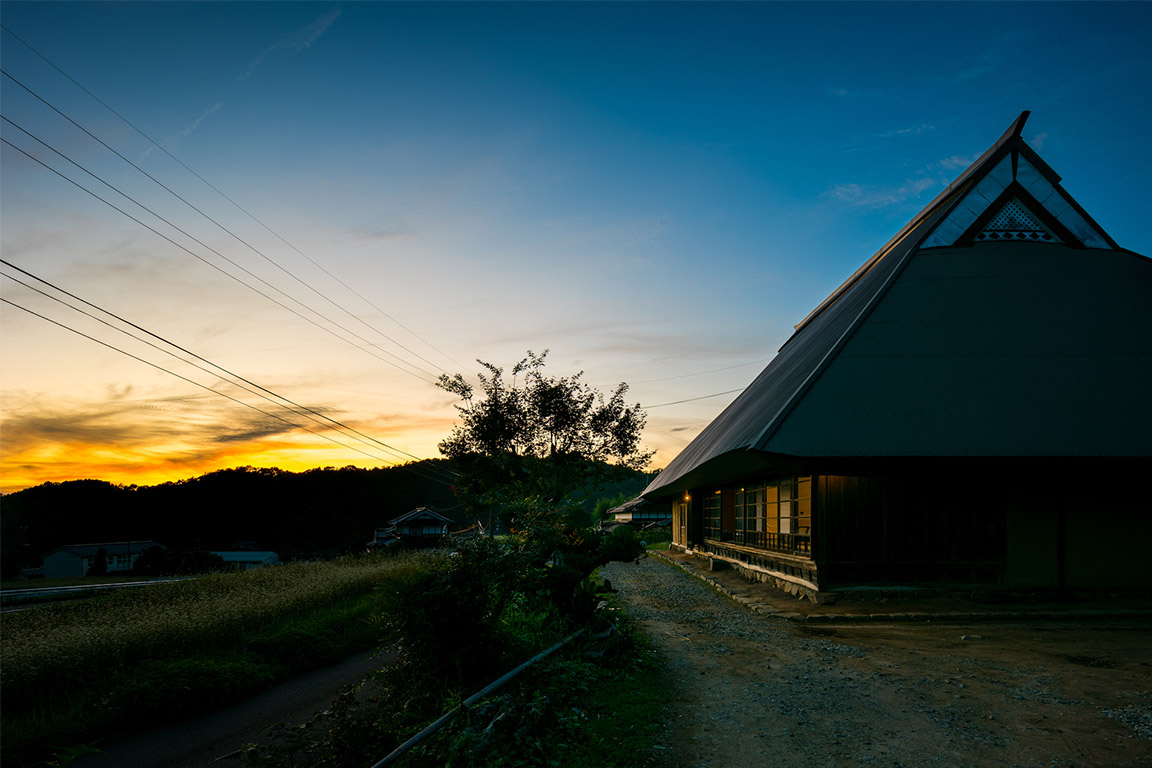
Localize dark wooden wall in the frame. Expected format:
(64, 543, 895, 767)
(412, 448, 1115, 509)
(815, 460, 1152, 590)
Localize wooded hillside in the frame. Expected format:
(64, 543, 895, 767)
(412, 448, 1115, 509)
(0, 460, 651, 577)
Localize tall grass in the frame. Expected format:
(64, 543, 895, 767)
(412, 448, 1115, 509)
(1, 552, 438, 764)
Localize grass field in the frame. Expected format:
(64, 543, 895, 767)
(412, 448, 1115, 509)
(1, 552, 436, 766)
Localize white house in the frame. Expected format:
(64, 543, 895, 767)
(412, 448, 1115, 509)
(42, 541, 161, 580)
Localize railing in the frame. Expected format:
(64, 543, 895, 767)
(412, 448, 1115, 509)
(732, 529, 811, 557)
(367, 627, 588, 767)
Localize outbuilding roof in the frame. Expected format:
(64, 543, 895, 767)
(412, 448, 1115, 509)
(43, 541, 161, 558)
(389, 507, 453, 526)
(644, 113, 1151, 499)
(212, 551, 280, 564)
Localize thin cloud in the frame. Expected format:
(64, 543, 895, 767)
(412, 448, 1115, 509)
(872, 124, 934, 139)
(931, 154, 976, 171)
(242, 7, 342, 80)
(0, 389, 389, 492)
(826, 177, 940, 209)
(144, 102, 223, 158)
(175, 102, 222, 140)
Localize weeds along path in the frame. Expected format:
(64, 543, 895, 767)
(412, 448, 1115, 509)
(78, 648, 394, 768)
(598, 557, 1152, 768)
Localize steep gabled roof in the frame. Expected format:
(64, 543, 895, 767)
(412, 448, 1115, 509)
(644, 114, 1149, 499)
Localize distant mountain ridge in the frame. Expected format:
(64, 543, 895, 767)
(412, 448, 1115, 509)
(0, 462, 458, 577)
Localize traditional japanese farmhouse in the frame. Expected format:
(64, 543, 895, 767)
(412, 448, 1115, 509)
(642, 113, 1151, 599)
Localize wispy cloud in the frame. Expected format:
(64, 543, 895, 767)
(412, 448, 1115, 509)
(826, 176, 940, 209)
(242, 7, 342, 80)
(175, 102, 222, 140)
(931, 154, 976, 171)
(827, 149, 981, 210)
(0, 385, 457, 492)
(1029, 132, 1048, 151)
(872, 124, 934, 139)
(145, 102, 223, 157)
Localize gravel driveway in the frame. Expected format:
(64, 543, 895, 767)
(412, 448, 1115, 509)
(599, 556, 1152, 767)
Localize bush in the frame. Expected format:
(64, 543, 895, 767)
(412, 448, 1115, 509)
(377, 540, 521, 710)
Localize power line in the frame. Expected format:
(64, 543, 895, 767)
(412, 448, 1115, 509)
(0, 102, 438, 382)
(1, 262, 456, 479)
(641, 388, 745, 409)
(0, 296, 456, 487)
(632, 358, 770, 384)
(0, 133, 438, 383)
(0, 31, 468, 374)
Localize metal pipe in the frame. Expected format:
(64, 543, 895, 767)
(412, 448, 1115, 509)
(366, 626, 587, 768)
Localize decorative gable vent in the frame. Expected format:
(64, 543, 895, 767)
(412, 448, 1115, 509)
(975, 198, 1060, 243)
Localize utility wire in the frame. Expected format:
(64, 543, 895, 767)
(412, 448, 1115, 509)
(1, 263, 456, 479)
(632, 358, 770, 384)
(2, 22, 469, 374)
(0, 134, 438, 384)
(1, 296, 454, 486)
(641, 388, 745, 409)
(0, 40, 466, 375)
(0, 110, 437, 382)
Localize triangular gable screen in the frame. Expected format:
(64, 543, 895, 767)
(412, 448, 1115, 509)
(921, 154, 1113, 249)
(975, 198, 1060, 242)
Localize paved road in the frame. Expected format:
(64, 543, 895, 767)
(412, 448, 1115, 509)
(80, 648, 394, 768)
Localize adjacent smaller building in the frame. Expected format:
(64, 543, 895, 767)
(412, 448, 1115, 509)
(42, 541, 162, 580)
(369, 507, 454, 549)
(211, 551, 280, 570)
(607, 497, 672, 529)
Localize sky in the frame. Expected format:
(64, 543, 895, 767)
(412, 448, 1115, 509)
(2, 1, 1150, 494)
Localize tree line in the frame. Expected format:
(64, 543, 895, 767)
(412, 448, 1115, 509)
(0, 463, 459, 578)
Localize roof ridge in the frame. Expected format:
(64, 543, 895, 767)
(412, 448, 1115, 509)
(791, 112, 1033, 339)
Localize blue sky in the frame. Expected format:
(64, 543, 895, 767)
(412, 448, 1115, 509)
(2, 1, 1150, 491)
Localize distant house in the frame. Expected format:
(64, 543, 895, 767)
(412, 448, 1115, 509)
(369, 507, 453, 549)
(210, 551, 280, 570)
(607, 497, 671, 529)
(643, 112, 1151, 599)
(42, 541, 162, 580)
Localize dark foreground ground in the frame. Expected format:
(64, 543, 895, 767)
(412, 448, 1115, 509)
(78, 649, 393, 768)
(71, 553, 1152, 767)
(600, 554, 1152, 767)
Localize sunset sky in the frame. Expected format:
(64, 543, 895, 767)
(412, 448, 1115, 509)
(2, 2, 1150, 493)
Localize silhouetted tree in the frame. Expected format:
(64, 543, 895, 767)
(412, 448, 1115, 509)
(438, 350, 651, 469)
(437, 350, 652, 526)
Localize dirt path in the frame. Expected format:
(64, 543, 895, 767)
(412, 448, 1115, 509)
(79, 648, 394, 768)
(599, 557, 1152, 767)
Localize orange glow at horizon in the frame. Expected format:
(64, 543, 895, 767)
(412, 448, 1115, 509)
(0, 435, 440, 494)
(2, 424, 675, 494)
